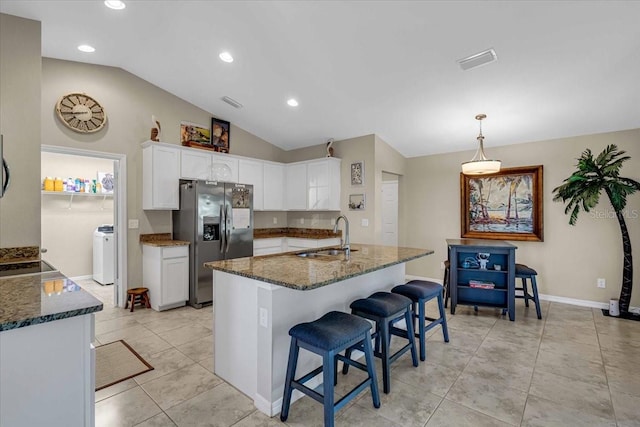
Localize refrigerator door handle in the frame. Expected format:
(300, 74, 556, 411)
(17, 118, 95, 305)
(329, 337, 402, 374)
(225, 204, 231, 253)
(219, 205, 225, 252)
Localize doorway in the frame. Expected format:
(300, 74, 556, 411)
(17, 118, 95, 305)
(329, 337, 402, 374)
(381, 178, 399, 246)
(41, 145, 127, 307)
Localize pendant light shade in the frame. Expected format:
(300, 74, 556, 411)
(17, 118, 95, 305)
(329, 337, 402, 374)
(461, 114, 501, 175)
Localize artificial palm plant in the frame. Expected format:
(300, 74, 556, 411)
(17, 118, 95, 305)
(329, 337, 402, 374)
(552, 144, 640, 315)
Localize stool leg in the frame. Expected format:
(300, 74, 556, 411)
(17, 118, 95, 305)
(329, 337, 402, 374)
(280, 338, 299, 422)
(418, 299, 426, 361)
(522, 278, 530, 307)
(530, 276, 542, 319)
(129, 295, 135, 312)
(405, 308, 418, 367)
(362, 331, 380, 408)
(443, 266, 450, 308)
(380, 320, 391, 394)
(322, 351, 336, 427)
(143, 292, 151, 309)
(437, 293, 450, 343)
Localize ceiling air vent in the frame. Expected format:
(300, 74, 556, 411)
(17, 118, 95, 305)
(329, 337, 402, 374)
(222, 96, 243, 109)
(457, 48, 497, 71)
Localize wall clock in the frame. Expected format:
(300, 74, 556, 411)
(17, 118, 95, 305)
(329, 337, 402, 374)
(55, 93, 107, 133)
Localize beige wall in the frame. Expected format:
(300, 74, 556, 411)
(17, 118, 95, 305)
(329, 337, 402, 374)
(403, 128, 640, 308)
(0, 14, 42, 248)
(41, 152, 114, 277)
(40, 57, 286, 287)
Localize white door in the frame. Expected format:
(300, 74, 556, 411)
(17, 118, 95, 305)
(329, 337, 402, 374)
(381, 181, 398, 246)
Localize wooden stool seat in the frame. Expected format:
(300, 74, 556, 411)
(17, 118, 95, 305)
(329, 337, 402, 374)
(125, 287, 151, 312)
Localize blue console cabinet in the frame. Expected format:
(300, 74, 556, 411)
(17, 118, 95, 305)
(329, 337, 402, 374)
(446, 239, 517, 321)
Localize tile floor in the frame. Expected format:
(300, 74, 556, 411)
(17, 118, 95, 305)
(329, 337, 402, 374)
(78, 279, 640, 427)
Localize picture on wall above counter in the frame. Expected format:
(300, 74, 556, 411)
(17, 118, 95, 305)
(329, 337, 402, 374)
(349, 194, 365, 210)
(460, 165, 543, 241)
(180, 121, 212, 150)
(350, 161, 364, 186)
(211, 117, 230, 153)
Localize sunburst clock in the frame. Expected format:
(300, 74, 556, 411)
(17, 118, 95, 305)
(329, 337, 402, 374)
(55, 92, 107, 133)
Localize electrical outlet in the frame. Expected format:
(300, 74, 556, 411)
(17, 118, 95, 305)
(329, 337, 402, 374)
(128, 219, 139, 229)
(273, 217, 277, 225)
(597, 278, 606, 288)
(361, 218, 369, 227)
(300, 218, 304, 225)
(259, 308, 268, 328)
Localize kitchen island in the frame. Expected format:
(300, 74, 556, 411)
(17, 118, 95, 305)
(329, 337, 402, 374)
(205, 244, 433, 416)
(0, 269, 103, 427)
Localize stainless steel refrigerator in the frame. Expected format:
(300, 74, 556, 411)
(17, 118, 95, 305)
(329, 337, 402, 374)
(172, 179, 253, 308)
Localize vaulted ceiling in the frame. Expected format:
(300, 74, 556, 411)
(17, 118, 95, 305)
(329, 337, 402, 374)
(2, 1, 639, 156)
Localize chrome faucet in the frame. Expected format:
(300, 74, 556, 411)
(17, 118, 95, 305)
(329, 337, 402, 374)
(333, 215, 350, 258)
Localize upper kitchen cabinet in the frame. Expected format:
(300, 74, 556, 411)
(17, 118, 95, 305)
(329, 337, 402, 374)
(238, 159, 264, 211)
(142, 141, 180, 210)
(285, 158, 341, 211)
(263, 162, 284, 210)
(286, 162, 308, 210)
(307, 158, 341, 211)
(212, 153, 239, 183)
(181, 148, 211, 180)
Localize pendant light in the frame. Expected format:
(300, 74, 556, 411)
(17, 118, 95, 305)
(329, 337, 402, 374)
(461, 114, 501, 175)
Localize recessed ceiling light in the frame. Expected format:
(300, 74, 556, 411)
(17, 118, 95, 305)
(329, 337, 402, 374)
(77, 44, 96, 53)
(287, 99, 299, 107)
(219, 52, 234, 63)
(104, 1, 126, 10)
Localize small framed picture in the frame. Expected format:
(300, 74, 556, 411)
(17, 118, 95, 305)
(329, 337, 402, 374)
(211, 117, 231, 153)
(349, 194, 365, 210)
(180, 121, 212, 150)
(350, 161, 364, 186)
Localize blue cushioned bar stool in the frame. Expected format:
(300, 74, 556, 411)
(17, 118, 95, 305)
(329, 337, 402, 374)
(391, 280, 450, 361)
(344, 291, 418, 394)
(515, 263, 542, 319)
(280, 311, 380, 427)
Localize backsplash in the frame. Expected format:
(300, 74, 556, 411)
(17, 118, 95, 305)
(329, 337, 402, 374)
(0, 246, 40, 264)
(254, 211, 341, 230)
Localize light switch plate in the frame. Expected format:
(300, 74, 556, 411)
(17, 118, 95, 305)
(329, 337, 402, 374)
(361, 218, 369, 227)
(128, 219, 139, 229)
(259, 308, 268, 328)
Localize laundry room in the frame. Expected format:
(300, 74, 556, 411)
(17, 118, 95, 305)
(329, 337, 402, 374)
(41, 150, 114, 283)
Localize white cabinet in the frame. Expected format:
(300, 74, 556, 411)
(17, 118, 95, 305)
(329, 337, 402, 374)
(307, 158, 341, 211)
(263, 163, 284, 210)
(253, 238, 285, 256)
(286, 163, 308, 210)
(239, 159, 264, 211)
(142, 142, 180, 210)
(285, 158, 341, 211)
(181, 149, 212, 180)
(212, 153, 239, 183)
(142, 245, 189, 311)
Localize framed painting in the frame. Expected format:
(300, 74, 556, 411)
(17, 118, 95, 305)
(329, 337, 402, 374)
(350, 161, 364, 186)
(180, 121, 212, 150)
(461, 165, 543, 241)
(349, 193, 365, 210)
(211, 117, 230, 153)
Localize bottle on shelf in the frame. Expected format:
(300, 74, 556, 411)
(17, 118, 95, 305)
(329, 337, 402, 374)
(67, 177, 75, 192)
(43, 177, 54, 191)
(54, 177, 64, 192)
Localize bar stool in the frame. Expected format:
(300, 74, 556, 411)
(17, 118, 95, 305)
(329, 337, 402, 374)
(280, 311, 380, 427)
(125, 287, 151, 312)
(344, 291, 418, 394)
(515, 263, 542, 319)
(392, 280, 449, 361)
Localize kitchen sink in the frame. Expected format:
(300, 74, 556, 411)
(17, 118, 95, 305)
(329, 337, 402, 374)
(0, 260, 58, 278)
(296, 248, 358, 258)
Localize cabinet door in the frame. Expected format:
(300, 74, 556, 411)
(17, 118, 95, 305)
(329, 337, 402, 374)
(307, 160, 330, 210)
(286, 163, 307, 210)
(239, 159, 264, 211)
(161, 257, 189, 305)
(181, 149, 212, 180)
(263, 163, 284, 210)
(143, 144, 180, 210)
(212, 154, 239, 183)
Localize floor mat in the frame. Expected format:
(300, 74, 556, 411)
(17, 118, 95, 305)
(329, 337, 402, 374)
(95, 340, 153, 391)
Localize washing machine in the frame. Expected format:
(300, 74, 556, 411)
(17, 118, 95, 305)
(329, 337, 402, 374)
(93, 225, 114, 285)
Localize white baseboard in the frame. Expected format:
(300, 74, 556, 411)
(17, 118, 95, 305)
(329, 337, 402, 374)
(404, 275, 640, 312)
(256, 376, 323, 417)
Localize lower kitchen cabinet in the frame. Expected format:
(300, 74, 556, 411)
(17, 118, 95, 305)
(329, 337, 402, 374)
(142, 244, 189, 311)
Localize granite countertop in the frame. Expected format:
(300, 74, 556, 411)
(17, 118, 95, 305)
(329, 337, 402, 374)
(204, 244, 433, 290)
(254, 228, 342, 240)
(0, 272, 103, 332)
(139, 232, 189, 247)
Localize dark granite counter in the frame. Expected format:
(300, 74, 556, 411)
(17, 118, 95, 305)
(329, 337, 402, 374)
(0, 271, 103, 331)
(204, 244, 433, 290)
